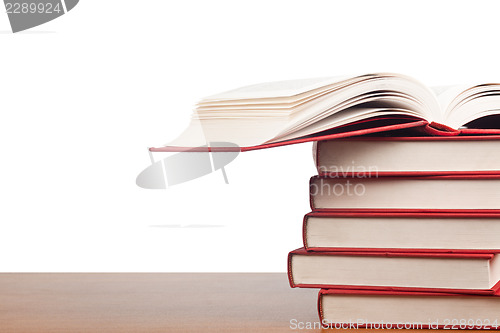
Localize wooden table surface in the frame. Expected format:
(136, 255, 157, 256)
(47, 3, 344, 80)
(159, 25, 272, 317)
(0, 273, 485, 332)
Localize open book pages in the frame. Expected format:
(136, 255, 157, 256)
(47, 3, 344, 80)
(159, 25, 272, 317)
(162, 73, 500, 149)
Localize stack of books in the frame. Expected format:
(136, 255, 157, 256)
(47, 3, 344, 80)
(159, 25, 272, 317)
(150, 73, 500, 328)
(288, 137, 500, 329)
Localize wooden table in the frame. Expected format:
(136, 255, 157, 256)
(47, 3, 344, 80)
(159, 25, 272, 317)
(0, 273, 483, 332)
(0, 273, 317, 332)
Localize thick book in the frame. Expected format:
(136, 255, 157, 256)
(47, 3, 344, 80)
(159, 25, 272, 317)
(303, 211, 500, 253)
(314, 136, 500, 176)
(151, 73, 500, 152)
(287, 248, 500, 294)
(318, 289, 500, 330)
(309, 175, 500, 210)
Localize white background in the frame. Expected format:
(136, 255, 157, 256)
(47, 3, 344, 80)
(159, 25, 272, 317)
(1, 0, 500, 272)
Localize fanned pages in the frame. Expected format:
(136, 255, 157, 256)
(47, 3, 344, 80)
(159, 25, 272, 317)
(153, 73, 500, 151)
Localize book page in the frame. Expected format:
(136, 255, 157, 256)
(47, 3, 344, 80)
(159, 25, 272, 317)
(161, 73, 441, 148)
(434, 84, 500, 128)
(201, 76, 352, 102)
(431, 85, 473, 115)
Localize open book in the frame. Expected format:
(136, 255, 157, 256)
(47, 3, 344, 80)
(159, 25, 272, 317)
(152, 73, 500, 152)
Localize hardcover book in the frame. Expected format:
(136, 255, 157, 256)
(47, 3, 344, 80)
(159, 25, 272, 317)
(309, 175, 500, 210)
(288, 248, 500, 294)
(303, 211, 500, 253)
(314, 136, 500, 176)
(318, 289, 500, 329)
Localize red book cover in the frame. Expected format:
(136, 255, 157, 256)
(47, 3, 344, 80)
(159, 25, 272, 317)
(151, 117, 429, 152)
(149, 119, 500, 153)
